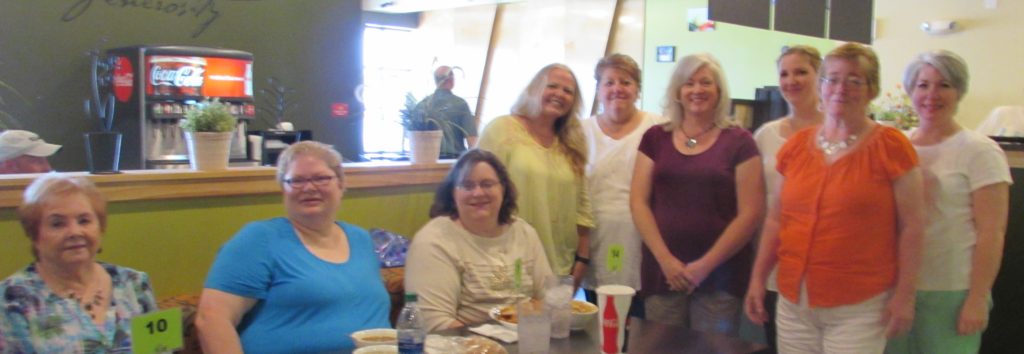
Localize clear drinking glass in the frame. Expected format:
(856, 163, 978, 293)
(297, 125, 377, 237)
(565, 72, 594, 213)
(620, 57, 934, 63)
(517, 300, 551, 354)
(544, 275, 574, 338)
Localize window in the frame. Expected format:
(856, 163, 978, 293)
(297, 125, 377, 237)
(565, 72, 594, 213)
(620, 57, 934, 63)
(361, 25, 434, 156)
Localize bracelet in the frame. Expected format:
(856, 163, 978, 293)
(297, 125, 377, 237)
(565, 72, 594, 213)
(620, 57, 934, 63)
(574, 253, 591, 265)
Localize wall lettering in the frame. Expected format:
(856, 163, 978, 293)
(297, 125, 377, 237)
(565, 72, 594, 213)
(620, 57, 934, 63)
(61, 0, 226, 38)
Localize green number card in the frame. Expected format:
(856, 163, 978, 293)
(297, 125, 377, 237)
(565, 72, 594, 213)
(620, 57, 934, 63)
(607, 244, 625, 272)
(514, 258, 523, 291)
(131, 308, 183, 354)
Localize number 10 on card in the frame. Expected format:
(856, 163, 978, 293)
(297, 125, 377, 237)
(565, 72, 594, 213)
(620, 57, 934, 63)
(131, 308, 184, 354)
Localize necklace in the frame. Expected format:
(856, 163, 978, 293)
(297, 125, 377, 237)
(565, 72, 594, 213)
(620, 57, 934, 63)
(680, 123, 716, 148)
(817, 130, 859, 155)
(67, 288, 105, 319)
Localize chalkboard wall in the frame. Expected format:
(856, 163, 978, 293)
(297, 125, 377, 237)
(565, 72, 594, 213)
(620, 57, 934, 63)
(0, 0, 365, 171)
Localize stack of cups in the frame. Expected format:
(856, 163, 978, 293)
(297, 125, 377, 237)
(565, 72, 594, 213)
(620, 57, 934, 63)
(596, 285, 636, 354)
(544, 275, 574, 339)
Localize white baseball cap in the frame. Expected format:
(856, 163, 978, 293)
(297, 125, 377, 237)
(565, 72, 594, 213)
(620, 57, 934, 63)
(0, 130, 62, 161)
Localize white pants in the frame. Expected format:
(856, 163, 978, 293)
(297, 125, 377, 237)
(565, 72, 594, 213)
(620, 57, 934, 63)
(776, 287, 889, 354)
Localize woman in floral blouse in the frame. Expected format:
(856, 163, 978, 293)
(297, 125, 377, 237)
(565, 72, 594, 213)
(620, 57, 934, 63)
(0, 174, 157, 353)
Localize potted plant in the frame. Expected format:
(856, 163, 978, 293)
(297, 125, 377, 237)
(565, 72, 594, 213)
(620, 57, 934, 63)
(256, 76, 297, 130)
(399, 93, 465, 164)
(871, 84, 919, 131)
(180, 98, 238, 171)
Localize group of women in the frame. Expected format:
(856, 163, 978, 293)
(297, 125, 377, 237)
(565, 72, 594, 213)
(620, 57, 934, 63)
(0, 42, 1011, 354)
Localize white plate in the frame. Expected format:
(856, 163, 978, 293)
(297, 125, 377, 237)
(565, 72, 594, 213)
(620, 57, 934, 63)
(488, 306, 517, 330)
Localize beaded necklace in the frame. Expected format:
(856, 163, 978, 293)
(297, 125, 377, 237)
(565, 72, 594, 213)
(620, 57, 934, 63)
(816, 130, 859, 155)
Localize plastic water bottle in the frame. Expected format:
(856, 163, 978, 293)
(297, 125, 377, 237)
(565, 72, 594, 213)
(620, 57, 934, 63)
(397, 293, 425, 354)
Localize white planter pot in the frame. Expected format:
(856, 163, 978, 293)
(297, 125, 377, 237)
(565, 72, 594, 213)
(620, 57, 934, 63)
(185, 132, 233, 171)
(408, 130, 443, 164)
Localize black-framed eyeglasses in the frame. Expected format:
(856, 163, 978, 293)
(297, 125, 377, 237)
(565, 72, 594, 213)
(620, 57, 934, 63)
(456, 179, 500, 192)
(283, 175, 336, 188)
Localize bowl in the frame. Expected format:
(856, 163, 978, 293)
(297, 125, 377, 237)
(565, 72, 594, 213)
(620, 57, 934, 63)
(570, 300, 598, 330)
(353, 344, 398, 354)
(350, 328, 397, 348)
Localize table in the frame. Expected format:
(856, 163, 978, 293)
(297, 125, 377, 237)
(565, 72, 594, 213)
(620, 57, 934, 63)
(437, 316, 764, 353)
(435, 325, 598, 353)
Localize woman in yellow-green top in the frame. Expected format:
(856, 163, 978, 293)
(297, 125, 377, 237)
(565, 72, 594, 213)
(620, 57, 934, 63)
(478, 63, 594, 287)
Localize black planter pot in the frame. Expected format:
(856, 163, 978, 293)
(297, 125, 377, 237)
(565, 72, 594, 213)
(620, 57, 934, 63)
(84, 131, 122, 174)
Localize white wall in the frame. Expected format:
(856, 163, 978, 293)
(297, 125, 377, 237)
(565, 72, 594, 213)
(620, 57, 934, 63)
(865, 1, 1022, 128)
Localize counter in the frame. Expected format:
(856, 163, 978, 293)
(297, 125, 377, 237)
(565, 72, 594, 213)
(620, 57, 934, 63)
(0, 161, 451, 297)
(0, 160, 454, 208)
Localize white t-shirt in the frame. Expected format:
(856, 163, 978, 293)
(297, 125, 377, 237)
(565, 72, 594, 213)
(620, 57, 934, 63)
(580, 111, 665, 290)
(913, 129, 1013, 290)
(753, 119, 789, 292)
(404, 217, 554, 331)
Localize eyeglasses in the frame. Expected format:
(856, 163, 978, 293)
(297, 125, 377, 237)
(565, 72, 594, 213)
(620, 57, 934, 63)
(456, 179, 500, 192)
(283, 175, 336, 188)
(821, 76, 867, 88)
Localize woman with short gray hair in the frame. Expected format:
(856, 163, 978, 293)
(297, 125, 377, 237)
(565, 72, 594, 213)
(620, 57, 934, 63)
(197, 141, 390, 353)
(886, 50, 1012, 354)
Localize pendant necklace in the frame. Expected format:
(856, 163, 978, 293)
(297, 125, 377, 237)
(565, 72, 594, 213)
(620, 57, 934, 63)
(680, 123, 716, 148)
(67, 288, 105, 319)
(817, 130, 859, 155)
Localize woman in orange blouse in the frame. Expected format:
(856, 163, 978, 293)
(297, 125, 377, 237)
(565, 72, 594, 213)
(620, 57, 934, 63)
(744, 43, 925, 353)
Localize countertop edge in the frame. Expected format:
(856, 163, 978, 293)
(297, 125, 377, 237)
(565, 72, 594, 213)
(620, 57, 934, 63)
(0, 161, 454, 208)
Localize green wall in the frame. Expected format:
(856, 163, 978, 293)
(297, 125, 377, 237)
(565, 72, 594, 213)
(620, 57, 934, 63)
(641, 0, 840, 113)
(0, 0, 365, 171)
(0, 186, 435, 298)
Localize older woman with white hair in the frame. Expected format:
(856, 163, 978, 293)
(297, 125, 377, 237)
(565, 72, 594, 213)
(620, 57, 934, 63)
(196, 141, 390, 354)
(630, 53, 764, 351)
(0, 175, 156, 352)
(886, 50, 1012, 354)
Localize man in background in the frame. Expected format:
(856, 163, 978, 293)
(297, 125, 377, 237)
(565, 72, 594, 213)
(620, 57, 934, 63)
(414, 66, 478, 159)
(0, 130, 61, 174)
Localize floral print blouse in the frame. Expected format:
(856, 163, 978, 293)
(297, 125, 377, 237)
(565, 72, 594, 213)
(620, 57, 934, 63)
(0, 263, 157, 353)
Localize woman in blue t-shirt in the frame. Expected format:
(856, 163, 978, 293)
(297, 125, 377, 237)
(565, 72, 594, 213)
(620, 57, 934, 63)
(196, 141, 390, 354)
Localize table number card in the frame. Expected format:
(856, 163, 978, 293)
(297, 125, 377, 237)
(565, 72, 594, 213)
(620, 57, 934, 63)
(131, 308, 184, 354)
(607, 244, 625, 272)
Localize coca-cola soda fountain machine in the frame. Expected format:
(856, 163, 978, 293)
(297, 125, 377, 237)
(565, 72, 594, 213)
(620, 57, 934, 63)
(107, 45, 258, 169)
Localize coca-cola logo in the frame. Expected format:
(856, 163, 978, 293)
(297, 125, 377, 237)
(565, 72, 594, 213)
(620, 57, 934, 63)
(602, 319, 619, 328)
(150, 65, 205, 88)
(112, 56, 134, 103)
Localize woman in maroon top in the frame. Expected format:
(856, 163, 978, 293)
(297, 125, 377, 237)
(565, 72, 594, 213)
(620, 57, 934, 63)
(630, 53, 764, 352)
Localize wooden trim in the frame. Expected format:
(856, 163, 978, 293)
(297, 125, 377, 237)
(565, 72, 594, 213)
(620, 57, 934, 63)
(1007, 150, 1024, 169)
(0, 161, 453, 208)
(475, 4, 504, 128)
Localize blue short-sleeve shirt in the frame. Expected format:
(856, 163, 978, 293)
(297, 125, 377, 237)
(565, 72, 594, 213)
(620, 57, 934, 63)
(204, 217, 390, 354)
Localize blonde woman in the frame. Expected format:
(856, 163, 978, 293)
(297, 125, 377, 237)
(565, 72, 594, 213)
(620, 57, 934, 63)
(631, 53, 764, 352)
(745, 45, 823, 351)
(478, 64, 594, 287)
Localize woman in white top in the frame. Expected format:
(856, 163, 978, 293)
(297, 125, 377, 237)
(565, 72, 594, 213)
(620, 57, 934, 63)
(581, 53, 664, 297)
(744, 45, 823, 350)
(886, 50, 1012, 354)
(405, 149, 554, 332)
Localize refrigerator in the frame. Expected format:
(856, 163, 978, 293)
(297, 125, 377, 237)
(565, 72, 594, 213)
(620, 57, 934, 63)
(107, 45, 258, 169)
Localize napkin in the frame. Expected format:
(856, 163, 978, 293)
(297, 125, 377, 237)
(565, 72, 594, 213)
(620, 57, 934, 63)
(469, 324, 518, 343)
